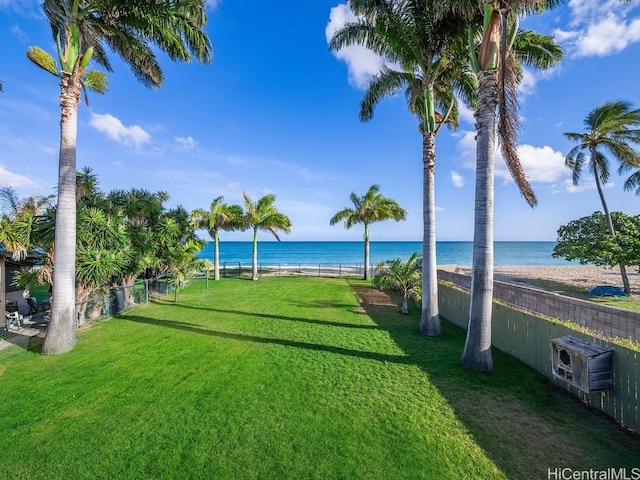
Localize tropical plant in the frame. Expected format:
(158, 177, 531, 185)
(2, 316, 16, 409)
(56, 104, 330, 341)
(564, 100, 640, 294)
(330, 185, 406, 281)
(0, 187, 54, 261)
(461, 0, 563, 372)
(553, 211, 640, 275)
(190, 197, 245, 281)
(165, 237, 207, 302)
(242, 192, 291, 281)
(373, 252, 423, 314)
(27, 0, 213, 355)
(329, 0, 477, 336)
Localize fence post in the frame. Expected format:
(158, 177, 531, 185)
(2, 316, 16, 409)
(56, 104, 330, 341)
(145, 279, 149, 304)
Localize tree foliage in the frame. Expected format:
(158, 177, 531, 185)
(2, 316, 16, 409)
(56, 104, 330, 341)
(553, 211, 640, 271)
(373, 252, 422, 314)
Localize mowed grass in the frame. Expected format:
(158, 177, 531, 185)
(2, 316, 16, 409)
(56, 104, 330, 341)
(1, 277, 638, 480)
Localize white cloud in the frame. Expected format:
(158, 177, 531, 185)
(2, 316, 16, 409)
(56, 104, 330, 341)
(450, 171, 465, 188)
(89, 113, 151, 147)
(325, 3, 384, 89)
(496, 144, 567, 184)
(0, 166, 38, 188)
(456, 100, 475, 126)
(555, 1, 640, 57)
(175, 136, 198, 149)
(455, 130, 570, 185)
(205, 0, 221, 10)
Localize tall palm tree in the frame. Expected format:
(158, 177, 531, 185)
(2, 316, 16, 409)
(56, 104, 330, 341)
(242, 192, 291, 281)
(190, 197, 245, 281)
(330, 0, 477, 336)
(27, 0, 213, 355)
(564, 100, 640, 294)
(373, 252, 422, 314)
(330, 185, 406, 281)
(461, 1, 563, 372)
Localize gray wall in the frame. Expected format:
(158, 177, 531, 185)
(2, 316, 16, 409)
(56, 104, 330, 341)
(438, 281, 640, 432)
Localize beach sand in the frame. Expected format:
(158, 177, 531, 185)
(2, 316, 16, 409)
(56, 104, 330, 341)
(440, 264, 640, 296)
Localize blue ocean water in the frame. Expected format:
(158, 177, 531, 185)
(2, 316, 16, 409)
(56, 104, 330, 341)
(196, 241, 574, 267)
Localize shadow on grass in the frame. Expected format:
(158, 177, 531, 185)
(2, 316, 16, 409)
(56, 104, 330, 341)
(347, 281, 640, 477)
(147, 298, 379, 331)
(122, 314, 407, 364)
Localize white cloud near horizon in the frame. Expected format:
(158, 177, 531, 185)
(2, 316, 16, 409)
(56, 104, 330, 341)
(554, 1, 640, 57)
(89, 113, 151, 147)
(0, 165, 39, 188)
(325, 3, 384, 90)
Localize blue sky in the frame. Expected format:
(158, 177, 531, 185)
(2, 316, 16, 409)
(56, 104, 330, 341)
(1, 0, 639, 242)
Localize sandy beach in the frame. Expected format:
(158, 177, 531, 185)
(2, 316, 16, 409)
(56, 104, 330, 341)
(440, 264, 640, 296)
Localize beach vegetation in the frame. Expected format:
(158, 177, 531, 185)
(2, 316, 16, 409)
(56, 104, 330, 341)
(462, 1, 563, 372)
(329, 184, 406, 282)
(190, 197, 245, 281)
(241, 192, 292, 281)
(27, 0, 213, 356)
(564, 100, 640, 295)
(104, 187, 172, 308)
(373, 252, 422, 313)
(1, 276, 638, 478)
(329, 0, 477, 338)
(553, 211, 640, 280)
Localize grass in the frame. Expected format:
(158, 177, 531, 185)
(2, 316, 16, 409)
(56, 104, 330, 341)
(1, 277, 638, 479)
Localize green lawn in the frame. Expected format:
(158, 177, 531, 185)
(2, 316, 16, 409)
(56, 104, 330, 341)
(1, 277, 638, 480)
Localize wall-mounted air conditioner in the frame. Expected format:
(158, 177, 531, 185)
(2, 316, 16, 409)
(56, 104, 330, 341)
(551, 335, 613, 393)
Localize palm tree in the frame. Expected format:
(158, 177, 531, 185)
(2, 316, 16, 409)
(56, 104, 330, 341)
(373, 252, 422, 314)
(330, 185, 406, 281)
(242, 192, 291, 281)
(564, 101, 640, 294)
(27, 0, 213, 355)
(461, 1, 563, 372)
(330, 0, 477, 336)
(190, 197, 245, 281)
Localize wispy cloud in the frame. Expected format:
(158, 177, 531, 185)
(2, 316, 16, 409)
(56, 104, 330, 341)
(89, 112, 151, 147)
(0, 165, 39, 188)
(325, 3, 384, 90)
(450, 171, 465, 188)
(175, 136, 198, 149)
(554, 1, 640, 57)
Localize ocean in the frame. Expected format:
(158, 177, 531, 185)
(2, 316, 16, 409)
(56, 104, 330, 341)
(196, 241, 574, 267)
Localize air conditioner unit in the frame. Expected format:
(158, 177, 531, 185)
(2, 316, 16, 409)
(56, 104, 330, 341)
(551, 335, 613, 393)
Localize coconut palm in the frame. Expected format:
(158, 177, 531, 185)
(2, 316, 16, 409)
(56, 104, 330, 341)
(330, 0, 477, 336)
(564, 100, 640, 294)
(190, 197, 245, 281)
(27, 0, 213, 355)
(373, 252, 422, 314)
(330, 185, 406, 281)
(242, 192, 291, 281)
(461, 1, 563, 372)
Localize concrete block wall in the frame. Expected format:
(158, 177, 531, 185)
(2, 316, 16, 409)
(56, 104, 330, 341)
(438, 269, 640, 342)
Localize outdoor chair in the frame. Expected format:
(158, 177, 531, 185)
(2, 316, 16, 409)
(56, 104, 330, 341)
(4, 311, 22, 330)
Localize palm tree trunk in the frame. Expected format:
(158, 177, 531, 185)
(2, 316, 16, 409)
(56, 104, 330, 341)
(363, 223, 370, 280)
(43, 75, 80, 355)
(592, 160, 631, 294)
(213, 230, 220, 281)
(420, 130, 441, 336)
(251, 228, 258, 281)
(462, 70, 497, 372)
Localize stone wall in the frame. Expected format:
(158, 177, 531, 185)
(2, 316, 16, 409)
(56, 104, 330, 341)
(437, 269, 640, 342)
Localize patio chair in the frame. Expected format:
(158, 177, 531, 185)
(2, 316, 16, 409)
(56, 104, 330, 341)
(4, 311, 22, 330)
